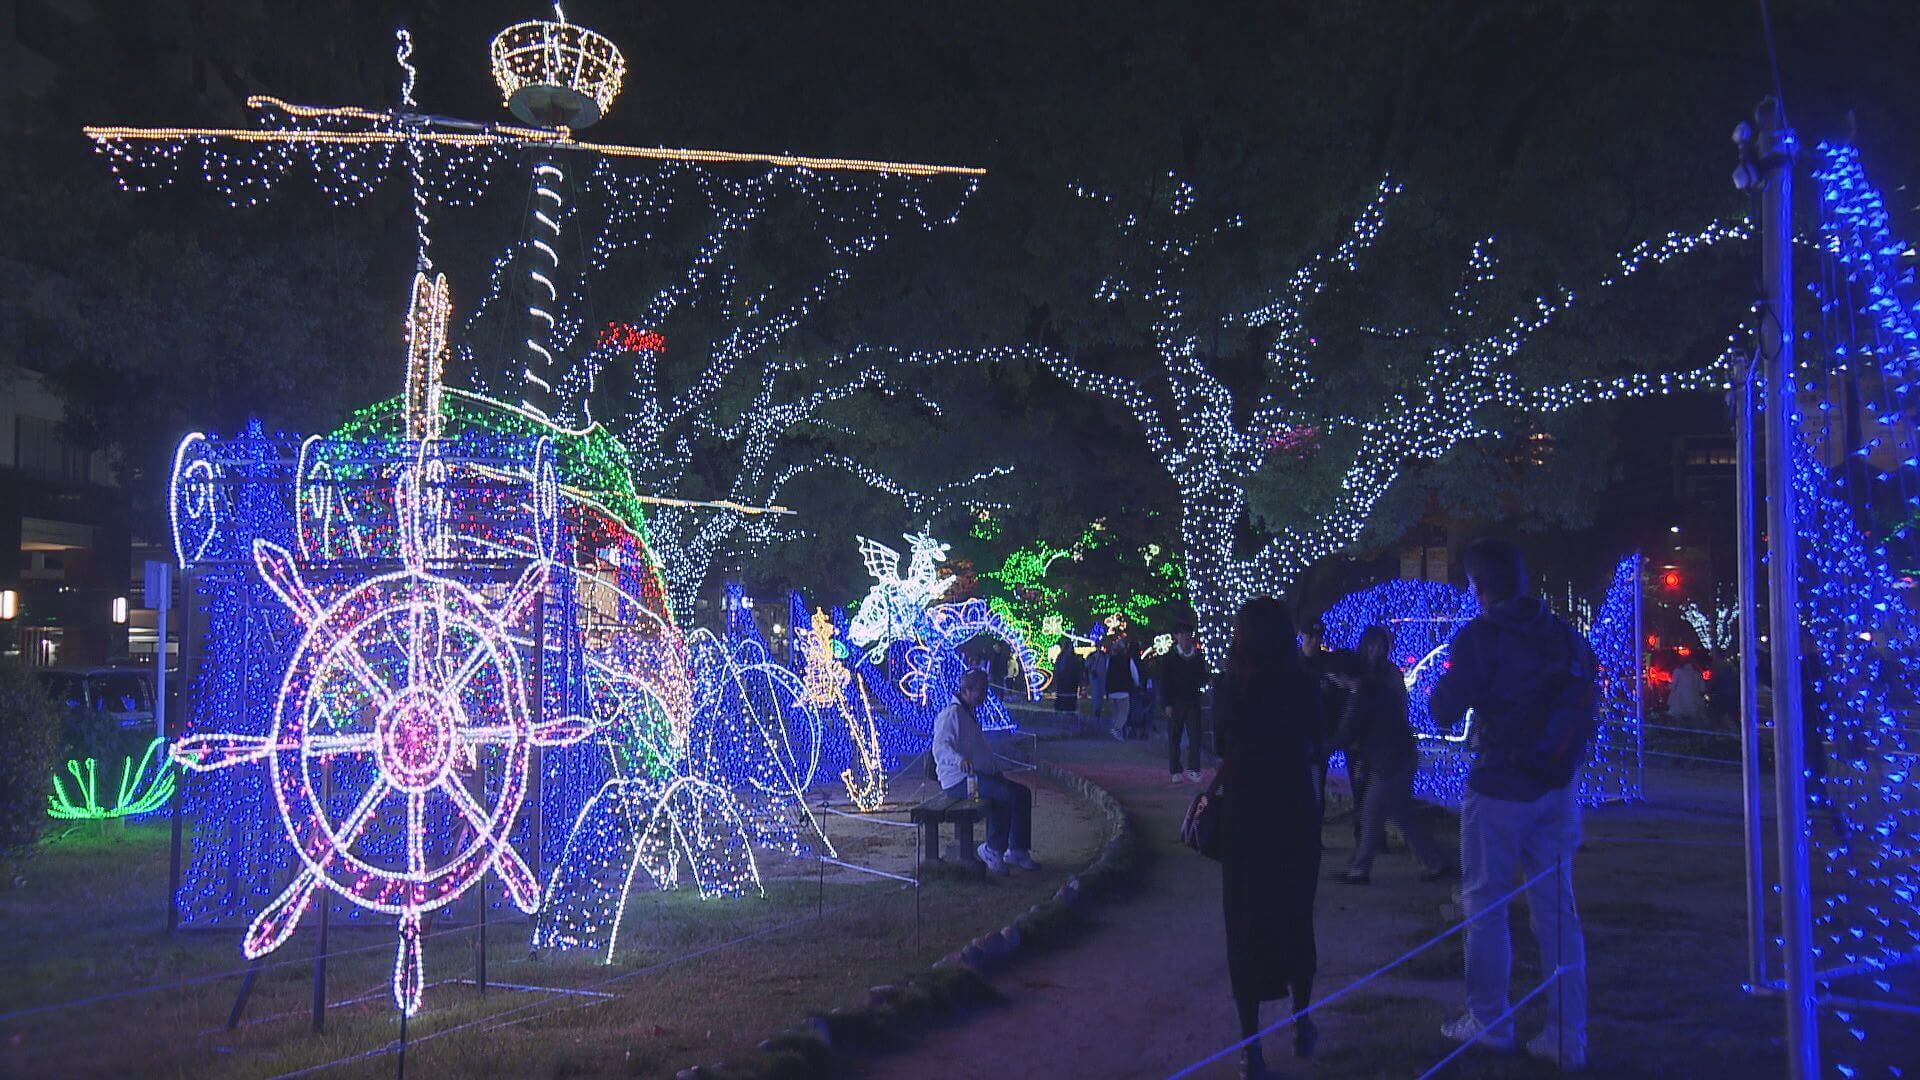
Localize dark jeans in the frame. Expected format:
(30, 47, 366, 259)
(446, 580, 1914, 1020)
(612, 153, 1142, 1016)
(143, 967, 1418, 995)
(1167, 699, 1203, 773)
(944, 772, 1033, 852)
(1316, 753, 1368, 843)
(1349, 758, 1447, 875)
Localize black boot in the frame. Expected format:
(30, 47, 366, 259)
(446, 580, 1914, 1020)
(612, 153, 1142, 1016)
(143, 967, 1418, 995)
(1238, 1043, 1269, 1078)
(1294, 1015, 1319, 1058)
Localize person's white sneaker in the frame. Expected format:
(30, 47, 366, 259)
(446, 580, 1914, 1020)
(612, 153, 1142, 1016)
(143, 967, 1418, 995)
(1440, 1013, 1515, 1052)
(1004, 849, 1042, 871)
(976, 842, 1008, 875)
(1186, 769, 1203, 783)
(1526, 1030, 1586, 1071)
(1169, 773, 1185, 784)
(1110, 730, 1126, 742)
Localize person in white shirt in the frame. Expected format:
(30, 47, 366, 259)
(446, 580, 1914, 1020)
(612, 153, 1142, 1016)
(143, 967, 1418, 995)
(932, 669, 1040, 875)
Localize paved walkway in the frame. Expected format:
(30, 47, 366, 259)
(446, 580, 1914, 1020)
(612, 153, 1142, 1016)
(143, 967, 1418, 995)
(848, 737, 1911, 1079)
(852, 735, 1449, 1080)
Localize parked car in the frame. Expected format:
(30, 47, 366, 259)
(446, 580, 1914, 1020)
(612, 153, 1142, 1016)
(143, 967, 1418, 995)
(34, 667, 157, 734)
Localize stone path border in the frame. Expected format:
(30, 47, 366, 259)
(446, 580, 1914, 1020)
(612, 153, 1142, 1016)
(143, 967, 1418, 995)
(674, 754, 1139, 1079)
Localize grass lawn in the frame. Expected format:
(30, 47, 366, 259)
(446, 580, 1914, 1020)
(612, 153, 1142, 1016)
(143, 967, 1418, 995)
(0, 765, 1106, 1078)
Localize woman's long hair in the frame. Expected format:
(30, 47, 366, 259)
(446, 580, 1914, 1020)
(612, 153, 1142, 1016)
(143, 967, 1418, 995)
(1226, 595, 1302, 696)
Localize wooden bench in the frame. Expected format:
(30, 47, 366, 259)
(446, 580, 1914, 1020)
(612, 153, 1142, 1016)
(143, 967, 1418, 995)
(909, 791, 985, 863)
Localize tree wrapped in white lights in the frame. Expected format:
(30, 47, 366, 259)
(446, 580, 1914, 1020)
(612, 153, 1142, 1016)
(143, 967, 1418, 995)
(456, 160, 1012, 615)
(918, 178, 1748, 651)
(1680, 587, 1739, 656)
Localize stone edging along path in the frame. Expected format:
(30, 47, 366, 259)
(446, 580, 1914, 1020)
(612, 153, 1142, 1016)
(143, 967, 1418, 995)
(674, 756, 1139, 1080)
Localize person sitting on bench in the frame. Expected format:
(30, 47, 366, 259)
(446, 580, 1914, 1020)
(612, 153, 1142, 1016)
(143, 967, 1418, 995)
(933, 669, 1042, 875)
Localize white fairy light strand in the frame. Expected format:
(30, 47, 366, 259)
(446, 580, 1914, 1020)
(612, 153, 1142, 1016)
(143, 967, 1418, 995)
(879, 179, 1749, 651)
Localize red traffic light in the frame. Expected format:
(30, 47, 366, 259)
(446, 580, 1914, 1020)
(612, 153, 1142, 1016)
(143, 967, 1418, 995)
(1661, 569, 1682, 592)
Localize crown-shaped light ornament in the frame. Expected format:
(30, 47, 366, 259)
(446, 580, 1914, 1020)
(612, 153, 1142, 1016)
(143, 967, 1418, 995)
(490, 4, 627, 129)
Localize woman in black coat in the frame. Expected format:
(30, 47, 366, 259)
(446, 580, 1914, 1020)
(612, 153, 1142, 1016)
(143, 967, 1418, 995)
(1214, 596, 1322, 1075)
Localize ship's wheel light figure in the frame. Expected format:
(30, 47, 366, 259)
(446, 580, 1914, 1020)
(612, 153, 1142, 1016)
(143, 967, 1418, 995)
(173, 446, 598, 1015)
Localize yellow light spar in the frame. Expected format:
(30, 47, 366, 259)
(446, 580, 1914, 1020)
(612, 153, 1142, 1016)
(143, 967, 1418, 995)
(85, 5, 979, 517)
(84, 96, 988, 180)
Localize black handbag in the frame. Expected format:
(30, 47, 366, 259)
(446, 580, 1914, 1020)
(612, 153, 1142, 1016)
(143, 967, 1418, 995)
(1180, 767, 1226, 860)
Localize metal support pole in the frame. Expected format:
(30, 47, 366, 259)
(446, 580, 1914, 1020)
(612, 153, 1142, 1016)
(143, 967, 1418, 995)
(476, 876, 489, 996)
(226, 958, 262, 1031)
(1752, 99, 1820, 1079)
(1632, 554, 1646, 801)
(166, 778, 184, 935)
(153, 605, 168, 742)
(1733, 364, 1771, 993)
(473, 731, 491, 994)
(531, 593, 546, 884)
(312, 891, 329, 1032)
(312, 760, 331, 1033)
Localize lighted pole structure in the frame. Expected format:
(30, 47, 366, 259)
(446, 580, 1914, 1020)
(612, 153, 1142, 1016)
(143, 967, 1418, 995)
(1736, 98, 1818, 1079)
(489, 8, 625, 425)
(1730, 353, 1771, 994)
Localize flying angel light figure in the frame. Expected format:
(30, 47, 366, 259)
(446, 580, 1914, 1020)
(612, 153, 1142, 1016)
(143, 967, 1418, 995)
(847, 530, 954, 659)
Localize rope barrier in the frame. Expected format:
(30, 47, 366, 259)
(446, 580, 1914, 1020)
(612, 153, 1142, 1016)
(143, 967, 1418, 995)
(1642, 749, 1744, 766)
(814, 802, 920, 828)
(1168, 862, 1560, 1077)
(817, 855, 919, 885)
(1587, 834, 1743, 848)
(1641, 721, 1750, 738)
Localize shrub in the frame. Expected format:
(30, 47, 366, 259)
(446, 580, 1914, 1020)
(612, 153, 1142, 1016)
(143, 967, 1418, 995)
(0, 664, 63, 856)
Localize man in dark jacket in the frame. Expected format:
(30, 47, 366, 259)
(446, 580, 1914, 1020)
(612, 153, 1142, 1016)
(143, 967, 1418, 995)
(1050, 640, 1085, 716)
(1329, 625, 1451, 884)
(1157, 621, 1210, 783)
(1429, 539, 1594, 1070)
(1301, 619, 1365, 840)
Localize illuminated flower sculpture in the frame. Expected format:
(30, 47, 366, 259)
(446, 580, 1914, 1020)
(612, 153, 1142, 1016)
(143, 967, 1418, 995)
(47, 738, 176, 822)
(173, 444, 600, 1015)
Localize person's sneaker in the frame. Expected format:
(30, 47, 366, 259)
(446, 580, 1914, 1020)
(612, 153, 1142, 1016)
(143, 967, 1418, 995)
(1186, 769, 1203, 783)
(1170, 773, 1185, 784)
(1110, 730, 1126, 742)
(1526, 1030, 1586, 1071)
(976, 843, 1008, 875)
(1440, 1013, 1515, 1052)
(1004, 848, 1042, 871)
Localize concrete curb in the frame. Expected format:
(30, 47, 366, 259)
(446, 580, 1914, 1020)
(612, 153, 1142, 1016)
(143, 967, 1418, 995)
(673, 756, 1139, 1080)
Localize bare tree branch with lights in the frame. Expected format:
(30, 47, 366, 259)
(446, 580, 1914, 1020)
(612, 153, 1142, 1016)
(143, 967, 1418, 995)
(453, 160, 1010, 614)
(905, 177, 1750, 652)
